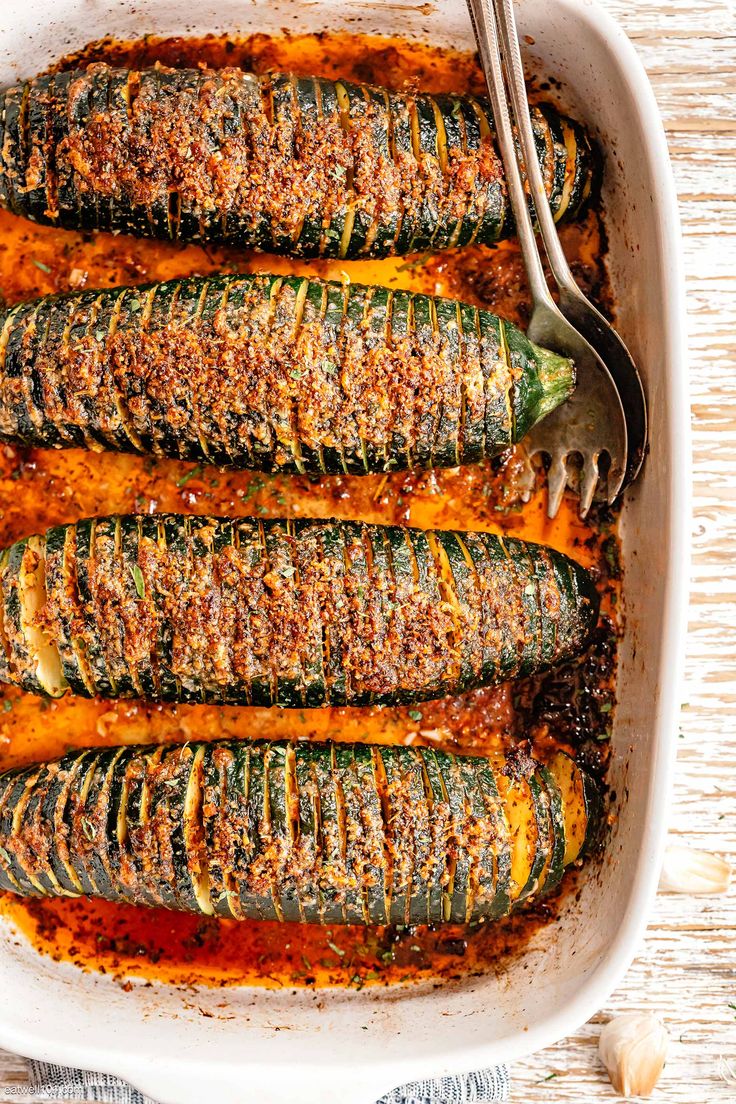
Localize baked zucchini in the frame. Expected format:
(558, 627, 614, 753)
(0, 740, 600, 923)
(0, 65, 597, 256)
(0, 274, 574, 473)
(0, 515, 599, 707)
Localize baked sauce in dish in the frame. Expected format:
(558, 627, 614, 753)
(0, 30, 619, 990)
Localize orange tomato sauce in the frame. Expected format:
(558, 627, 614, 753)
(0, 31, 619, 989)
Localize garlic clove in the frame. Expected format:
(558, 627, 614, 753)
(598, 1013, 668, 1097)
(659, 844, 732, 895)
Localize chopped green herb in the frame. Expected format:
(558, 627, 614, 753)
(241, 476, 268, 503)
(327, 941, 345, 957)
(31, 259, 51, 273)
(176, 464, 204, 488)
(408, 709, 423, 722)
(322, 359, 338, 375)
(129, 564, 145, 600)
(600, 701, 613, 714)
(290, 368, 302, 380)
(396, 251, 433, 272)
(602, 536, 621, 578)
(80, 816, 96, 841)
(280, 565, 297, 578)
(2, 699, 12, 712)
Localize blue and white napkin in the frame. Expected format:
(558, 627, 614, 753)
(28, 1058, 511, 1103)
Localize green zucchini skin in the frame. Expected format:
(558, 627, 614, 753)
(0, 274, 574, 474)
(0, 740, 600, 924)
(0, 65, 597, 257)
(0, 515, 600, 707)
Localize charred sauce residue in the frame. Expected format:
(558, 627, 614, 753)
(0, 31, 619, 990)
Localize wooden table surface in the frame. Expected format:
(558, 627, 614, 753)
(0, 0, 734, 1100)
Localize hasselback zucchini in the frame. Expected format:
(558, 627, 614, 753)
(0, 274, 574, 472)
(0, 515, 599, 707)
(0, 65, 597, 256)
(0, 740, 600, 923)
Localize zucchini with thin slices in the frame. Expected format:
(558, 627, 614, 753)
(0, 740, 601, 923)
(0, 274, 574, 473)
(0, 66, 597, 256)
(0, 514, 599, 707)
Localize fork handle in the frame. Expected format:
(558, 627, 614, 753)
(491, 0, 588, 300)
(464, 0, 554, 312)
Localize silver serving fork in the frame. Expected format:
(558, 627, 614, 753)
(491, 0, 647, 492)
(466, 0, 645, 517)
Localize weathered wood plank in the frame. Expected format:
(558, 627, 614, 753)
(512, 0, 736, 1098)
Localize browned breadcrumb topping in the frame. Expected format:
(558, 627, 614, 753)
(5, 741, 563, 923)
(3, 516, 598, 707)
(57, 65, 505, 247)
(0, 274, 544, 470)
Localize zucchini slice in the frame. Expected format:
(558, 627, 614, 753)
(0, 765, 49, 895)
(538, 763, 567, 892)
(547, 749, 602, 860)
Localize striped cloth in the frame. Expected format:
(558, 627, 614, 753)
(28, 1059, 511, 1103)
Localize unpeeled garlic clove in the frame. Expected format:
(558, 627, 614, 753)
(598, 1013, 668, 1097)
(659, 844, 731, 894)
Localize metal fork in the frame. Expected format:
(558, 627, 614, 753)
(491, 0, 648, 491)
(466, 0, 641, 517)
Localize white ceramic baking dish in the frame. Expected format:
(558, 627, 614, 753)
(0, 1, 689, 1100)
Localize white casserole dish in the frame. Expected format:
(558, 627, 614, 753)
(0, 1, 689, 1101)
